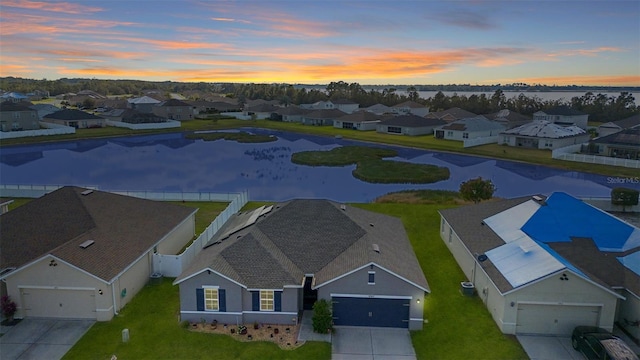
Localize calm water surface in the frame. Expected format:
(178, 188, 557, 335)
(1, 129, 637, 202)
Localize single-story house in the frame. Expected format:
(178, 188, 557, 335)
(300, 99, 359, 114)
(587, 128, 640, 160)
(498, 120, 589, 149)
(243, 103, 280, 119)
(174, 200, 429, 330)
(391, 101, 429, 117)
(364, 103, 393, 115)
(333, 110, 389, 131)
(434, 116, 505, 141)
(425, 107, 476, 123)
(533, 105, 588, 130)
(0, 101, 40, 131)
(597, 114, 640, 138)
(187, 100, 241, 114)
(0, 92, 29, 103)
(43, 109, 106, 129)
(439, 192, 639, 337)
(0, 187, 197, 321)
(0, 198, 13, 214)
(152, 99, 193, 121)
(376, 114, 446, 136)
(273, 106, 312, 123)
(302, 109, 347, 126)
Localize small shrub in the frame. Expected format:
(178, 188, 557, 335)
(312, 299, 333, 334)
(1, 295, 17, 320)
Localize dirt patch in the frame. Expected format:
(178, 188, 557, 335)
(189, 322, 303, 350)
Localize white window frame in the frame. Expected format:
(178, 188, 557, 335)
(203, 286, 219, 311)
(368, 271, 375, 285)
(260, 290, 274, 311)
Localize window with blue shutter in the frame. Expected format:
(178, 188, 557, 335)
(251, 291, 259, 311)
(219, 289, 226, 312)
(274, 291, 282, 312)
(196, 288, 204, 311)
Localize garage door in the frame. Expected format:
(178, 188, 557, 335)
(332, 296, 409, 328)
(21, 288, 96, 319)
(516, 304, 600, 335)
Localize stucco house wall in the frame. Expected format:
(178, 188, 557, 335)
(155, 216, 196, 255)
(316, 265, 426, 330)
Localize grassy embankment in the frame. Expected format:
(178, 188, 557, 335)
(291, 145, 450, 184)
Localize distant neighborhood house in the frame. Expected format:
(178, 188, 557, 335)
(498, 120, 589, 149)
(434, 115, 506, 141)
(376, 114, 446, 136)
(533, 105, 588, 130)
(0, 101, 40, 132)
(42, 109, 106, 129)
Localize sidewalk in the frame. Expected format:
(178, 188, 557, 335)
(296, 311, 331, 343)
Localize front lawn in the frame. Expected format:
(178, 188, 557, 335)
(63, 201, 526, 360)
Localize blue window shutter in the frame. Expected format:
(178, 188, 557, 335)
(251, 291, 259, 311)
(274, 291, 282, 312)
(219, 289, 226, 312)
(196, 288, 204, 311)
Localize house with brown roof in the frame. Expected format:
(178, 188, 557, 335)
(0, 101, 40, 132)
(174, 200, 429, 330)
(273, 105, 312, 123)
(333, 110, 390, 131)
(483, 109, 531, 129)
(587, 128, 640, 160)
(302, 108, 347, 126)
(376, 114, 446, 136)
(0, 187, 197, 321)
(439, 192, 639, 337)
(42, 109, 106, 129)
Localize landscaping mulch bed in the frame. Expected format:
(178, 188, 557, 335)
(189, 322, 303, 350)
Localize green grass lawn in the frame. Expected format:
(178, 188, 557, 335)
(63, 201, 527, 360)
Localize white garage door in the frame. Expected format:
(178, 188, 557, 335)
(21, 288, 96, 319)
(516, 304, 600, 335)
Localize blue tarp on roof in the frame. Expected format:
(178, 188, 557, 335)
(522, 192, 634, 252)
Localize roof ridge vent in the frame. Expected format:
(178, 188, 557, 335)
(79, 239, 95, 249)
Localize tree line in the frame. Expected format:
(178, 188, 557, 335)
(1, 77, 637, 122)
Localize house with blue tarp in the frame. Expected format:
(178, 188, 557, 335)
(439, 192, 640, 338)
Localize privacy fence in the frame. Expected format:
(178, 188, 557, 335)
(0, 185, 249, 277)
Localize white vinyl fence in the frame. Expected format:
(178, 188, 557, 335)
(463, 136, 499, 148)
(552, 144, 640, 169)
(152, 190, 249, 277)
(0, 122, 75, 139)
(0, 184, 249, 277)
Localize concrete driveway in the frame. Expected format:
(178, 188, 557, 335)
(516, 336, 583, 360)
(332, 326, 416, 360)
(0, 318, 94, 360)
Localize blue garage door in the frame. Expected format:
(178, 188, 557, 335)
(332, 297, 410, 328)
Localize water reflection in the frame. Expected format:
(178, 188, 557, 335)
(1, 129, 637, 202)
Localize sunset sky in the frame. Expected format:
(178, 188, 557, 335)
(1, 0, 639, 86)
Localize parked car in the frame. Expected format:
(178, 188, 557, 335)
(571, 326, 639, 360)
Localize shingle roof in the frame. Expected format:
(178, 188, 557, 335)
(338, 110, 387, 123)
(0, 187, 197, 282)
(392, 100, 426, 109)
(441, 116, 505, 132)
(426, 107, 476, 120)
(501, 120, 586, 138)
(274, 106, 312, 116)
(44, 109, 103, 120)
(0, 101, 34, 112)
(246, 103, 279, 112)
(127, 96, 161, 104)
(380, 114, 446, 128)
(176, 200, 429, 292)
(159, 98, 190, 107)
(592, 128, 640, 145)
(305, 108, 347, 118)
(611, 114, 640, 129)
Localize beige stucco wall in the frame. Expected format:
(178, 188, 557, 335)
(440, 216, 619, 335)
(155, 213, 196, 255)
(5, 256, 108, 320)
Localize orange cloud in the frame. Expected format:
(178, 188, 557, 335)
(515, 75, 640, 87)
(2, 0, 103, 14)
(0, 12, 135, 36)
(545, 46, 624, 58)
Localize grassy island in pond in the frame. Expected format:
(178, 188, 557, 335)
(186, 131, 277, 143)
(292, 146, 450, 184)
